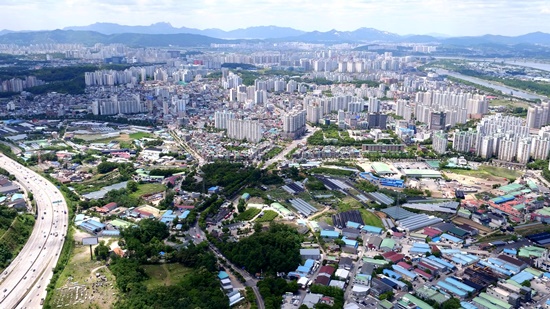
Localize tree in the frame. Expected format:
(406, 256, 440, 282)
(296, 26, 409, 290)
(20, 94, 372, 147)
(441, 298, 461, 309)
(94, 241, 110, 260)
(237, 199, 246, 213)
(253, 222, 263, 233)
(126, 180, 138, 193)
(521, 280, 531, 287)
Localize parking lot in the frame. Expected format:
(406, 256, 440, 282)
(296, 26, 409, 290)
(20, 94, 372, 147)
(392, 161, 432, 170)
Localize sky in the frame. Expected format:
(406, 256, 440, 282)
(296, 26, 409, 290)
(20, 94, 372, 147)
(2, 0, 550, 36)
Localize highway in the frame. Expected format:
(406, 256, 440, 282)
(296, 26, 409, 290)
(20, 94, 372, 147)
(0, 154, 69, 309)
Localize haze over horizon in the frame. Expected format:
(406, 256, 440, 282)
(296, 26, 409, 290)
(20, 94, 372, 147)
(2, 0, 550, 37)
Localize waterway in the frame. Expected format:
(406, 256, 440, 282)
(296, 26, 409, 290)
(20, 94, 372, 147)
(435, 69, 546, 100)
(502, 60, 550, 72)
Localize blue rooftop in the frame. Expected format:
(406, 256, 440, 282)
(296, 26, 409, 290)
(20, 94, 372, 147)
(321, 230, 340, 238)
(342, 236, 358, 248)
(11, 193, 24, 202)
(218, 271, 229, 280)
(510, 271, 534, 284)
(441, 233, 463, 243)
(392, 265, 417, 279)
(383, 269, 402, 280)
(181, 210, 190, 219)
(437, 281, 467, 297)
(460, 302, 478, 309)
(362, 225, 383, 234)
(347, 221, 361, 229)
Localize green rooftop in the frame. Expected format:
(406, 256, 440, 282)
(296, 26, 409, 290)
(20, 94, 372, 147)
(402, 293, 434, 309)
(403, 169, 442, 178)
(479, 292, 512, 309)
(525, 267, 543, 277)
(527, 180, 538, 190)
(371, 162, 394, 174)
(513, 204, 525, 211)
(426, 160, 441, 169)
(381, 238, 396, 249)
(363, 257, 389, 265)
(449, 227, 469, 237)
(519, 246, 546, 258)
(506, 279, 522, 288)
(378, 300, 393, 309)
(498, 183, 524, 193)
(535, 207, 550, 217)
(109, 219, 135, 229)
(473, 297, 506, 309)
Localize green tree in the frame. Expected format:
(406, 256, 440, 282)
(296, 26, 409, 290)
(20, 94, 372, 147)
(94, 241, 110, 260)
(441, 298, 461, 309)
(126, 180, 138, 193)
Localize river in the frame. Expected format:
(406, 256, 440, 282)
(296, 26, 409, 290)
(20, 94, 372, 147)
(435, 69, 546, 100)
(502, 60, 550, 72)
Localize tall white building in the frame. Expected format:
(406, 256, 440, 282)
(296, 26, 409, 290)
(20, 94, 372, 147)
(517, 138, 532, 164)
(214, 110, 235, 129)
(531, 136, 550, 160)
(498, 138, 517, 162)
(172, 94, 188, 117)
(282, 110, 307, 134)
(452, 130, 476, 153)
(368, 97, 380, 113)
(227, 119, 262, 143)
(306, 104, 322, 124)
(432, 131, 448, 154)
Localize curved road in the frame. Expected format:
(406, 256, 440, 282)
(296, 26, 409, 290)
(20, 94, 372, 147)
(0, 154, 68, 309)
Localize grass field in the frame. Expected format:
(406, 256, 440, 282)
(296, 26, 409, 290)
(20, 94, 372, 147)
(50, 245, 117, 309)
(489, 99, 530, 108)
(336, 197, 383, 227)
(443, 165, 521, 180)
(359, 209, 384, 228)
(129, 132, 153, 139)
(236, 208, 261, 221)
(516, 224, 550, 237)
(130, 183, 166, 198)
(143, 263, 193, 288)
(255, 210, 278, 222)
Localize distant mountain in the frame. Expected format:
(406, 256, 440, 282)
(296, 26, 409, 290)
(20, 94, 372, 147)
(63, 22, 304, 39)
(443, 32, 550, 46)
(282, 27, 402, 43)
(2, 24, 550, 47)
(0, 30, 232, 47)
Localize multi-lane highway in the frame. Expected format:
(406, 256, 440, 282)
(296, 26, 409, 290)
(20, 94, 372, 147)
(0, 154, 68, 309)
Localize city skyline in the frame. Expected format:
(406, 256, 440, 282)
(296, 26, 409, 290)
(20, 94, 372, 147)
(2, 0, 550, 37)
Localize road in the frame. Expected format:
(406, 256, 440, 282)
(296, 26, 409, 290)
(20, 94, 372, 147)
(169, 129, 207, 166)
(209, 244, 264, 309)
(194, 222, 264, 309)
(0, 154, 69, 309)
(262, 125, 319, 169)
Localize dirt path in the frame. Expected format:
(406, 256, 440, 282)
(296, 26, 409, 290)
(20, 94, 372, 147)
(90, 265, 106, 277)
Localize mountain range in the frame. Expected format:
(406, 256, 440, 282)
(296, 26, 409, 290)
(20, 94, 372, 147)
(1, 23, 550, 47)
(64, 22, 305, 39)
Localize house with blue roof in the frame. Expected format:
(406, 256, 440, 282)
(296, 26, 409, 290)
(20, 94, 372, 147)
(77, 219, 106, 234)
(383, 269, 402, 280)
(321, 230, 340, 239)
(218, 271, 229, 280)
(208, 186, 220, 194)
(342, 237, 358, 248)
(10, 193, 24, 202)
(362, 225, 383, 234)
(346, 221, 361, 229)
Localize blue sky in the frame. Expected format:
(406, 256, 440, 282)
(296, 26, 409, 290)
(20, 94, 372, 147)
(3, 0, 550, 36)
